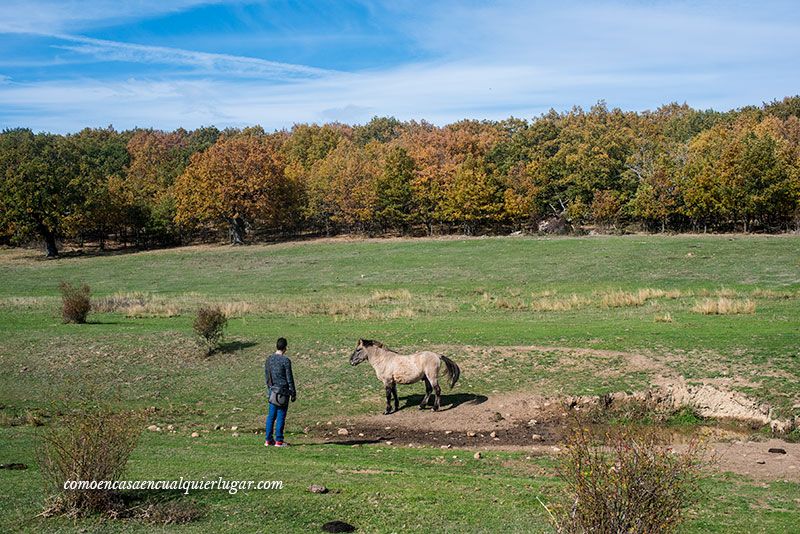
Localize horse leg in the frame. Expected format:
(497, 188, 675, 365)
(419, 377, 433, 409)
(384, 384, 393, 415)
(433, 383, 442, 411)
(392, 383, 399, 412)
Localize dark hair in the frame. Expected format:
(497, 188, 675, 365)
(276, 337, 287, 351)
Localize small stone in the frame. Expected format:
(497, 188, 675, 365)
(489, 431, 497, 438)
(327, 421, 333, 425)
(528, 419, 538, 426)
(231, 425, 238, 431)
(191, 432, 199, 438)
(166, 424, 174, 431)
(214, 424, 222, 430)
(358, 433, 364, 437)
(531, 434, 543, 442)
(232, 432, 239, 437)
(756, 460, 766, 464)
(466, 431, 476, 437)
(309, 484, 329, 494)
(491, 412, 504, 422)
(474, 452, 482, 460)
(444, 430, 452, 435)
(147, 424, 159, 432)
(385, 440, 393, 445)
(440, 444, 452, 449)
(337, 428, 349, 436)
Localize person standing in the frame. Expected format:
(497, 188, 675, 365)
(265, 337, 296, 447)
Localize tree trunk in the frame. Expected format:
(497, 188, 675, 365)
(228, 217, 246, 245)
(42, 228, 58, 258)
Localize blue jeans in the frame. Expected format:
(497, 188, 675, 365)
(265, 402, 288, 442)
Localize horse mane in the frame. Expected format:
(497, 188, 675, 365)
(362, 339, 396, 353)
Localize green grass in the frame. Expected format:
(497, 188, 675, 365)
(1, 235, 799, 532)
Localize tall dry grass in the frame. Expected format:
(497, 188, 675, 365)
(692, 297, 755, 315)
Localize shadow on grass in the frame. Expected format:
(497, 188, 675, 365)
(214, 340, 258, 354)
(324, 437, 385, 446)
(400, 392, 488, 411)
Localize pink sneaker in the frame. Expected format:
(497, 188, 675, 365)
(274, 441, 289, 447)
(265, 440, 275, 447)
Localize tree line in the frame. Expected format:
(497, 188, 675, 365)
(2, 96, 799, 256)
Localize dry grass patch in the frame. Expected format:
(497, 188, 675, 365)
(692, 298, 756, 315)
(750, 288, 797, 299)
(369, 288, 412, 302)
(655, 312, 674, 323)
(530, 294, 592, 312)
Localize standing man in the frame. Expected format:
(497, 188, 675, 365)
(265, 337, 296, 447)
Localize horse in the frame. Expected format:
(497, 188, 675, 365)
(349, 339, 461, 415)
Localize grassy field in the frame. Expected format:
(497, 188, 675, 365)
(1, 235, 799, 532)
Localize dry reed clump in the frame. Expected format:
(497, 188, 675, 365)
(654, 312, 674, 323)
(530, 294, 592, 312)
(544, 427, 705, 534)
(217, 301, 253, 318)
(692, 297, 756, 315)
(750, 288, 797, 299)
(38, 409, 144, 517)
(92, 292, 181, 318)
(369, 289, 412, 302)
(60, 282, 91, 323)
(495, 297, 527, 310)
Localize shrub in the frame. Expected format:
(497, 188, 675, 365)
(545, 427, 704, 533)
(37, 408, 144, 517)
(193, 305, 227, 351)
(59, 282, 91, 323)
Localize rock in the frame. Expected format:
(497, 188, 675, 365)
(531, 434, 543, 442)
(444, 430, 452, 435)
(321, 520, 355, 533)
(191, 432, 200, 438)
(309, 484, 329, 494)
(232, 432, 239, 437)
(491, 412, 504, 422)
(489, 431, 497, 438)
(214, 424, 222, 430)
(768, 448, 787, 454)
(440, 444, 452, 449)
(385, 440, 393, 445)
(166, 424, 174, 431)
(147, 424, 159, 432)
(756, 460, 766, 465)
(231, 425, 238, 431)
(337, 428, 349, 436)
(358, 433, 364, 437)
(474, 452, 482, 460)
(527, 419, 538, 426)
(466, 431, 476, 437)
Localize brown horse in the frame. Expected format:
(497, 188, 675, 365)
(349, 339, 461, 414)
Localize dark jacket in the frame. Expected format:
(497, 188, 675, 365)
(265, 353, 295, 396)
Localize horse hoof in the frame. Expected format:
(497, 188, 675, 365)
(383, 410, 392, 415)
(418, 405, 425, 410)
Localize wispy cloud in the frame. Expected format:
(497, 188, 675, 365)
(48, 33, 335, 79)
(0, 0, 241, 33)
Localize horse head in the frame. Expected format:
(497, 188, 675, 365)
(350, 339, 369, 365)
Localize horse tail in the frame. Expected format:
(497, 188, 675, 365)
(439, 355, 461, 389)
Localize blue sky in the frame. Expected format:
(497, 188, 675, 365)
(0, 0, 798, 132)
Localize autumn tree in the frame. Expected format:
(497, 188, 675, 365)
(375, 146, 416, 232)
(174, 133, 298, 244)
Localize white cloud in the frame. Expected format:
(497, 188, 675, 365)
(48, 33, 335, 79)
